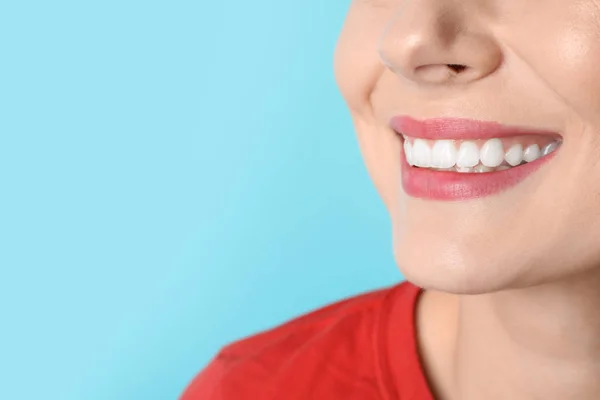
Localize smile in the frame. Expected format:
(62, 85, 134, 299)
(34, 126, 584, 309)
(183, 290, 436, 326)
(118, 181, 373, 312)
(390, 116, 563, 200)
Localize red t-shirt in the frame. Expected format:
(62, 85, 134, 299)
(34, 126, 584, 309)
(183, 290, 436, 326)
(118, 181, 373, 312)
(181, 281, 434, 399)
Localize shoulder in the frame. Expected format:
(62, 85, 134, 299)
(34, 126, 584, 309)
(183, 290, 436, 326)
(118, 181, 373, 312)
(180, 281, 419, 400)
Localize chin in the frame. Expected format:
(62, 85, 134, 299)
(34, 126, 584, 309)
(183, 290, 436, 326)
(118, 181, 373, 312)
(398, 266, 513, 295)
(391, 234, 536, 295)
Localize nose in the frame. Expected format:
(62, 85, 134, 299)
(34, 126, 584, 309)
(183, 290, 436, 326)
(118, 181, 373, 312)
(378, 0, 502, 85)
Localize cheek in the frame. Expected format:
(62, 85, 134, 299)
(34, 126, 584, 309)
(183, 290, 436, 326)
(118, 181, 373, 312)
(541, 33, 600, 122)
(506, 3, 600, 123)
(352, 120, 401, 210)
(334, 9, 401, 210)
(333, 7, 387, 115)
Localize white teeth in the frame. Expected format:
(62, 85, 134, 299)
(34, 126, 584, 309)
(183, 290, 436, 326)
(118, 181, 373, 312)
(473, 164, 493, 173)
(401, 136, 561, 172)
(404, 140, 414, 166)
(456, 141, 480, 168)
(505, 144, 524, 167)
(412, 139, 432, 167)
(431, 140, 457, 168)
(523, 144, 541, 162)
(480, 138, 504, 168)
(541, 142, 558, 156)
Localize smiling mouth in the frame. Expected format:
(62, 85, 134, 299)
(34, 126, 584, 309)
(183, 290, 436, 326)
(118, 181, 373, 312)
(390, 116, 563, 200)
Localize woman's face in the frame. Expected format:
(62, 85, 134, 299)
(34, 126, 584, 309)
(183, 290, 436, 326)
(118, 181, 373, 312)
(334, 0, 600, 294)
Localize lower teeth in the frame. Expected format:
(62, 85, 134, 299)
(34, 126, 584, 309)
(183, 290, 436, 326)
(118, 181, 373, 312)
(421, 162, 520, 173)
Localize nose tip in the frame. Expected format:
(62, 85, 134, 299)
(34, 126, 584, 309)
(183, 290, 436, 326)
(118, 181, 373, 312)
(378, 6, 502, 85)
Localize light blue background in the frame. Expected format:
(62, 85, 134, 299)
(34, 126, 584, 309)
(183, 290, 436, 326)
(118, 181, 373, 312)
(0, 1, 403, 399)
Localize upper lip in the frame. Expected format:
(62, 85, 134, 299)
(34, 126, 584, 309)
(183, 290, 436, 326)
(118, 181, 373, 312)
(389, 116, 562, 140)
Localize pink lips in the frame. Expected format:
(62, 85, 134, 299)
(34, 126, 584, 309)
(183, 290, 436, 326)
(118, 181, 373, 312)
(390, 116, 560, 140)
(391, 116, 561, 201)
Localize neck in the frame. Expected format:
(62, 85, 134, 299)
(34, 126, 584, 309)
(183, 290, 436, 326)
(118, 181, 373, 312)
(454, 269, 600, 400)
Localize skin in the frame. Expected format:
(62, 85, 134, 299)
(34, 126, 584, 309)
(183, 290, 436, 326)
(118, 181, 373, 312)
(334, 0, 600, 399)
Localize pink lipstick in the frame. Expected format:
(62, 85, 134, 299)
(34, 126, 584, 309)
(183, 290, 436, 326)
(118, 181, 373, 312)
(390, 116, 561, 201)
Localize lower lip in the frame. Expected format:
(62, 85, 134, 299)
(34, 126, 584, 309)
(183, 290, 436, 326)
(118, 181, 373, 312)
(400, 150, 557, 201)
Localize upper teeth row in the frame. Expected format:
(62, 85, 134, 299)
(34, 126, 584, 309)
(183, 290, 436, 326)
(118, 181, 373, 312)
(403, 138, 560, 169)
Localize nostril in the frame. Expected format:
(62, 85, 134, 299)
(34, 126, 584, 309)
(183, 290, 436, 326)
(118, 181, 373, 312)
(447, 64, 467, 73)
